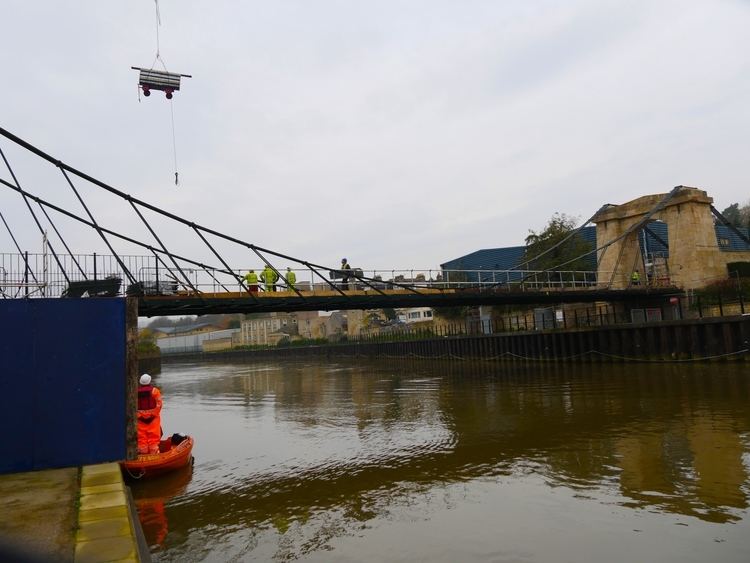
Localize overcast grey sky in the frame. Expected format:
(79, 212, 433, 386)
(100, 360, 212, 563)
(1, 0, 749, 272)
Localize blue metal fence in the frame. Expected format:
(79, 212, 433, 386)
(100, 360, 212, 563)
(0, 298, 127, 473)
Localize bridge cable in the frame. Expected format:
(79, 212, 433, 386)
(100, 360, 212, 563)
(513, 204, 610, 271)
(606, 229, 632, 288)
(145, 240, 205, 296)
(59, 168, 137, 285)
(202, 267, 233, 294)
(34, 202, 87, 278)
(0, 127, 427, 295)
(608, 224, 652, 288)
(189, 226, 255, 297)
(594, 187, 682, 285)
(540, 186, 683, 282)
(307, 262, 346, 296)
(485, 206, 607, 290)
(249, 247, 307, 299)
(127, 200, 200, 294)
(642, 224, 669, 252)
(711, 205, 750, 247)
(0, 209, 40, 286)
(625, 232, 645, 287)
(0, 176, 242, 281)
(0, 146, 70, 284)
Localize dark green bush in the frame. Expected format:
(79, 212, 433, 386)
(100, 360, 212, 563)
(693, 277, 750, 306)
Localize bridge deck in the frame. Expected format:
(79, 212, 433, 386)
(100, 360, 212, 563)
(138, 286, 682, 316)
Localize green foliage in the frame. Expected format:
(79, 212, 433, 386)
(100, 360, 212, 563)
(720, 203, 742, 227)
(146, 313, 241, 329)
(523, 213, 594, 271)
(282, 338, 333, 347)
(719, 201, 750, 229)
(137, 329, 160, 357)
(692, 278, 750, 306)
(147, 316, 195, 328)
(433, 306, 472, 320)
(382, 308, 397, 321)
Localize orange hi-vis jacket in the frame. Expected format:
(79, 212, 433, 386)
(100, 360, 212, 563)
(137, 384, 163, 454)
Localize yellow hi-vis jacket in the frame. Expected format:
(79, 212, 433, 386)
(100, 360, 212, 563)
(286, 270, 296, 289)
(260, 266, 277, 288)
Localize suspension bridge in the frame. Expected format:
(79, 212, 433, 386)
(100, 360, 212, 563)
(0, 127, 685, 317)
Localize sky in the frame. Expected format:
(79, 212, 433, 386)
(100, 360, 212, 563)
(1, 0, 749, 274)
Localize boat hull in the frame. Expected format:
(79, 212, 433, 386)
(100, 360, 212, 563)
(121, 434, 194, 479)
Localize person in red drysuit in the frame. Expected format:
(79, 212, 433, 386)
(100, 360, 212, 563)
(137, 373, 163, 454)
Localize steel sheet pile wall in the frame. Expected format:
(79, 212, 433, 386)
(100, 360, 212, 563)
(0, 299, 127, 473)
(173, 316, 750, 364)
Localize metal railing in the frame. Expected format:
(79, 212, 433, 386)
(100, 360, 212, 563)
(355, 292, 748, 342)
(0, 252, 622, 299)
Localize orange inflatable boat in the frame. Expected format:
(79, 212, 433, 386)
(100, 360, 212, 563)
(121, 434, 194, 479)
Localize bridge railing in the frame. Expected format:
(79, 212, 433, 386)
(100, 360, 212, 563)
(185, 267, 610, 294)
(1, 252, 619, 299)
(0, 252, 159, 298)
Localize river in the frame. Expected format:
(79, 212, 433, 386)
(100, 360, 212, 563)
(129, 359, 750, 562)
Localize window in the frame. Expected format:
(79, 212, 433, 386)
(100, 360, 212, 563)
(423, 310, 433, 318)
(408, 312, 420, 319)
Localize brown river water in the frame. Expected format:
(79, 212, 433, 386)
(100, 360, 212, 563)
(129, 359, 750, 562)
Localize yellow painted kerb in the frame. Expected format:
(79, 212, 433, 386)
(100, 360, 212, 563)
(74, 462, 140, 563)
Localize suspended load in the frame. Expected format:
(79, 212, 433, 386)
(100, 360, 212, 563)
(132, 67, 191, 99)
(130, 0, 190, 185)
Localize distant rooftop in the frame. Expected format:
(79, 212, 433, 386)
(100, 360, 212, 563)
(151, 321, 218, 335)
(441, 223, 749, 272)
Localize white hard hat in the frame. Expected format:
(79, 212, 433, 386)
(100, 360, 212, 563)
(140, 374, 152, 386)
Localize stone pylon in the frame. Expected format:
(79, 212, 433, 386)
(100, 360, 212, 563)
(593, 187, 726, 290)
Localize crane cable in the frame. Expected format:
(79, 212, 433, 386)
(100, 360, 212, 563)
(151, 0, 180, 185)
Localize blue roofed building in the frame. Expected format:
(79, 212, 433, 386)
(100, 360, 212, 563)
(441, 222, 750, 284)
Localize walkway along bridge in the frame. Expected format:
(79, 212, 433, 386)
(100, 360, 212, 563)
(0, 251, 678, 316)
(0, 127, 688, 317)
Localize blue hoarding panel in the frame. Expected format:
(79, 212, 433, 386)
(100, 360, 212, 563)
(0, 298, 127, 473)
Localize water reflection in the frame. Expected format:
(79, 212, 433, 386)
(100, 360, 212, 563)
(131, 465, 193, 550)
(138, 360, 750, 560)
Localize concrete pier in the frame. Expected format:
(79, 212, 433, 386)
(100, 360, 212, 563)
(0, 463, 148, 562)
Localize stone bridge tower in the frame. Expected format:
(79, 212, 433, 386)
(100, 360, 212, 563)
(592, 187, 727, 290)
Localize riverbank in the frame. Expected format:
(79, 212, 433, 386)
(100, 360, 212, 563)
(163, 314, 750, 364)
(0, 463, 149, 562)
(138, 354, 162, 376)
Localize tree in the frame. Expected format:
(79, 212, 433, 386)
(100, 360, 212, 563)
(137, 328, 160, 356)
(382, 308, 397, 321)
(147, 316, 195, 328)
(720, 203, 742, 227)
(523, 213, 594, 272)
(433, 306, 473, 320)
(720, 201, 750, 229)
